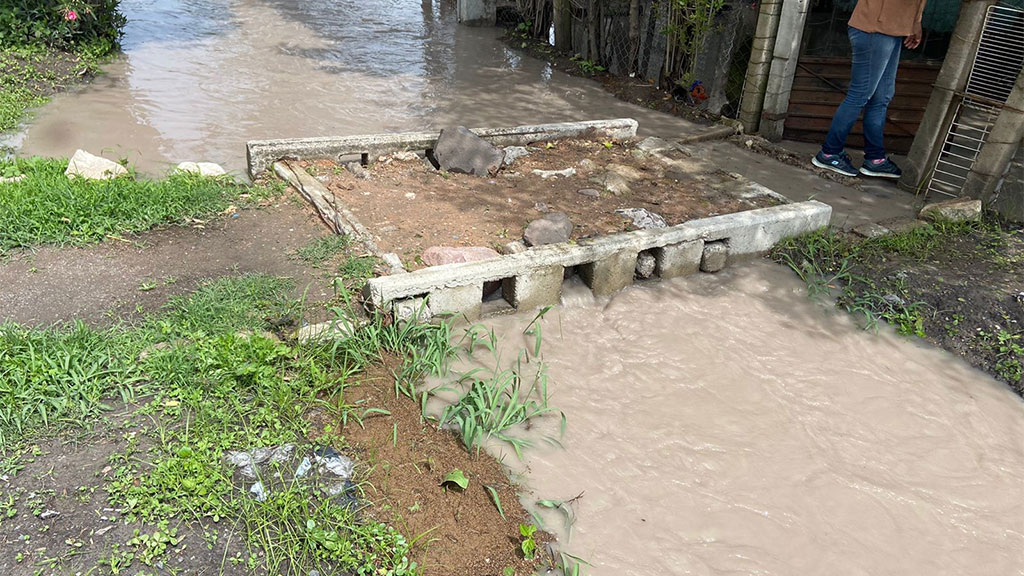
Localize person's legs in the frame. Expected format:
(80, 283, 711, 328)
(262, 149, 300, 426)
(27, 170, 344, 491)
(861, 35, 902, 160)
(815, 28, 901, 176)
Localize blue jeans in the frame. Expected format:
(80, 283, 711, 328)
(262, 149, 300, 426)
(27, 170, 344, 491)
(822, 27, 902, 160)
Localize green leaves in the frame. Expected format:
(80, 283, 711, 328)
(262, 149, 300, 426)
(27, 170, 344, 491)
(484, 484, 506, 520)
(518, 523, 537, 560)
(441, 469, 469, 491)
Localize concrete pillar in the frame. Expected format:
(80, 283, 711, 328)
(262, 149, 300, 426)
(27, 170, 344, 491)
(653, 240, 704, 279)
(759, 0, 811, 141)
(738, 0, 784, 134)
(502, 265, 564, 311)
(579, 250, 638, 297)
(993, 140, 1024, 222)
(960, 68, 1024, 220)
(427, 282, 483, 320)
(457, 0, 497, 26)
(899, 0, 1000, 194)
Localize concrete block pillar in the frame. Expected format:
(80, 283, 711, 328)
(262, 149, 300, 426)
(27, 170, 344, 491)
(961, 68, 1024, 222)
(738, 0, 783, 134)
(759, 0, 810, 141)
(653, 240, 704, 279)
(899, 0, 1000, 194)
(427, 282, 483, 320)
(502, 265, 564, 311)
(457, 0, 497, 26)
(579, 250, 638, 297)
(393, 297, 428, 322)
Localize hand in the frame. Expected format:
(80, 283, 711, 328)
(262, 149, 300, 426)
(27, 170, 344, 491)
(905, 23, 923, 49)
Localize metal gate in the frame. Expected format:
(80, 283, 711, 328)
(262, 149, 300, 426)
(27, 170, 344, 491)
(927, 4, 1024, 198)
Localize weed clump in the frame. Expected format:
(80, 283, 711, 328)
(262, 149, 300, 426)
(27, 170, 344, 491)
(773, 217, 1024, 392)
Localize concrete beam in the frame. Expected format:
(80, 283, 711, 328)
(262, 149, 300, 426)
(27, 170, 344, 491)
(247, 119, 639, 178)
(759, 0, 810, 141)
(363, 200, 832, 312)
(899, 0, 1000, 193)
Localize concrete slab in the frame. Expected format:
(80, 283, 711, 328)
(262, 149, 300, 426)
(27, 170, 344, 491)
(706, 139, 921, 231)
(364, 200, 831, 314)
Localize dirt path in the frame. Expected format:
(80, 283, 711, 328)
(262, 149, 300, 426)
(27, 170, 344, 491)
(0, 199, 333, 327)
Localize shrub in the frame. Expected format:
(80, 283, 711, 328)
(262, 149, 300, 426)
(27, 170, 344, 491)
(0, 1, 126, 53)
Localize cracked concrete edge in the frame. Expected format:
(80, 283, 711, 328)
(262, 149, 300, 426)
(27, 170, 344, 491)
(247, 118, 640, 178)
(363, 200, 832, 307)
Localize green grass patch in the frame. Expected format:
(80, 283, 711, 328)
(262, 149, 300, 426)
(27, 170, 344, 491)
(292, 235, 380, 290)
(0, 156, 277, 253)
(0, 46, 105, 132)
(0, 274, 463, 574)
(292, 235, 352, 267)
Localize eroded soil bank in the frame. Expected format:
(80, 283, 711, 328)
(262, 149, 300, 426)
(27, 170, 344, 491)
(459, 261, 1024, 576)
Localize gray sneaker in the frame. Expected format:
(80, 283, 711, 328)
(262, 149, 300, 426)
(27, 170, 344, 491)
(812, 150, 858, 177)
(859, 157, 902, 179)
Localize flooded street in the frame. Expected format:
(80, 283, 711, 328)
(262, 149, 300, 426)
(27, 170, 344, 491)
(13, 0, 697, 174)
(463, 262, 1024, 576)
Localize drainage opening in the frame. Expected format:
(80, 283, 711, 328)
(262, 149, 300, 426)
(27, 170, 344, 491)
(482, 278, 514, 316)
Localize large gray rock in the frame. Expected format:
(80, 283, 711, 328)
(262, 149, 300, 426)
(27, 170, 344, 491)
(523, 212, 573, 247)
(616, 208, 667, 229)
(65, 149, 128, 180)
(919, 198, 982, 222)
(422, 246, 500, 267)
(434, 126, 504, 176)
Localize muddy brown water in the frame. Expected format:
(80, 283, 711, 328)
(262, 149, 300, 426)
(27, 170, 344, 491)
(10, 0, 699, 174)
(433, 262, 1024, 576)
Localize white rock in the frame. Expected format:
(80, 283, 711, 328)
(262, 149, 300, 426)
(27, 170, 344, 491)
(532, 168, 576, 179)
(392, 151, 420, 162)
(176, 161, 227, 177)
(0, 174, 25, 184)
(65, 150, 128, 180)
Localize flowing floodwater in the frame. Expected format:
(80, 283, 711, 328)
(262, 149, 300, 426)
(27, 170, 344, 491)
(12, 0, 697, 174)
(442, 262, 1024, 576)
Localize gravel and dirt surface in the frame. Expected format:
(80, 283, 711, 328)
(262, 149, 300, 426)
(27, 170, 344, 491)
(0, 198, 331, 327)
(310, 137, 780, 268)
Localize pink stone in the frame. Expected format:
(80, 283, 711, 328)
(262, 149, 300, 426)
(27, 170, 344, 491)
(421, 246, 501, 267)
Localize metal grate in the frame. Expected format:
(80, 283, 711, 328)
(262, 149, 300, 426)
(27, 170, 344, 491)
(927, 5, 1024, 198)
